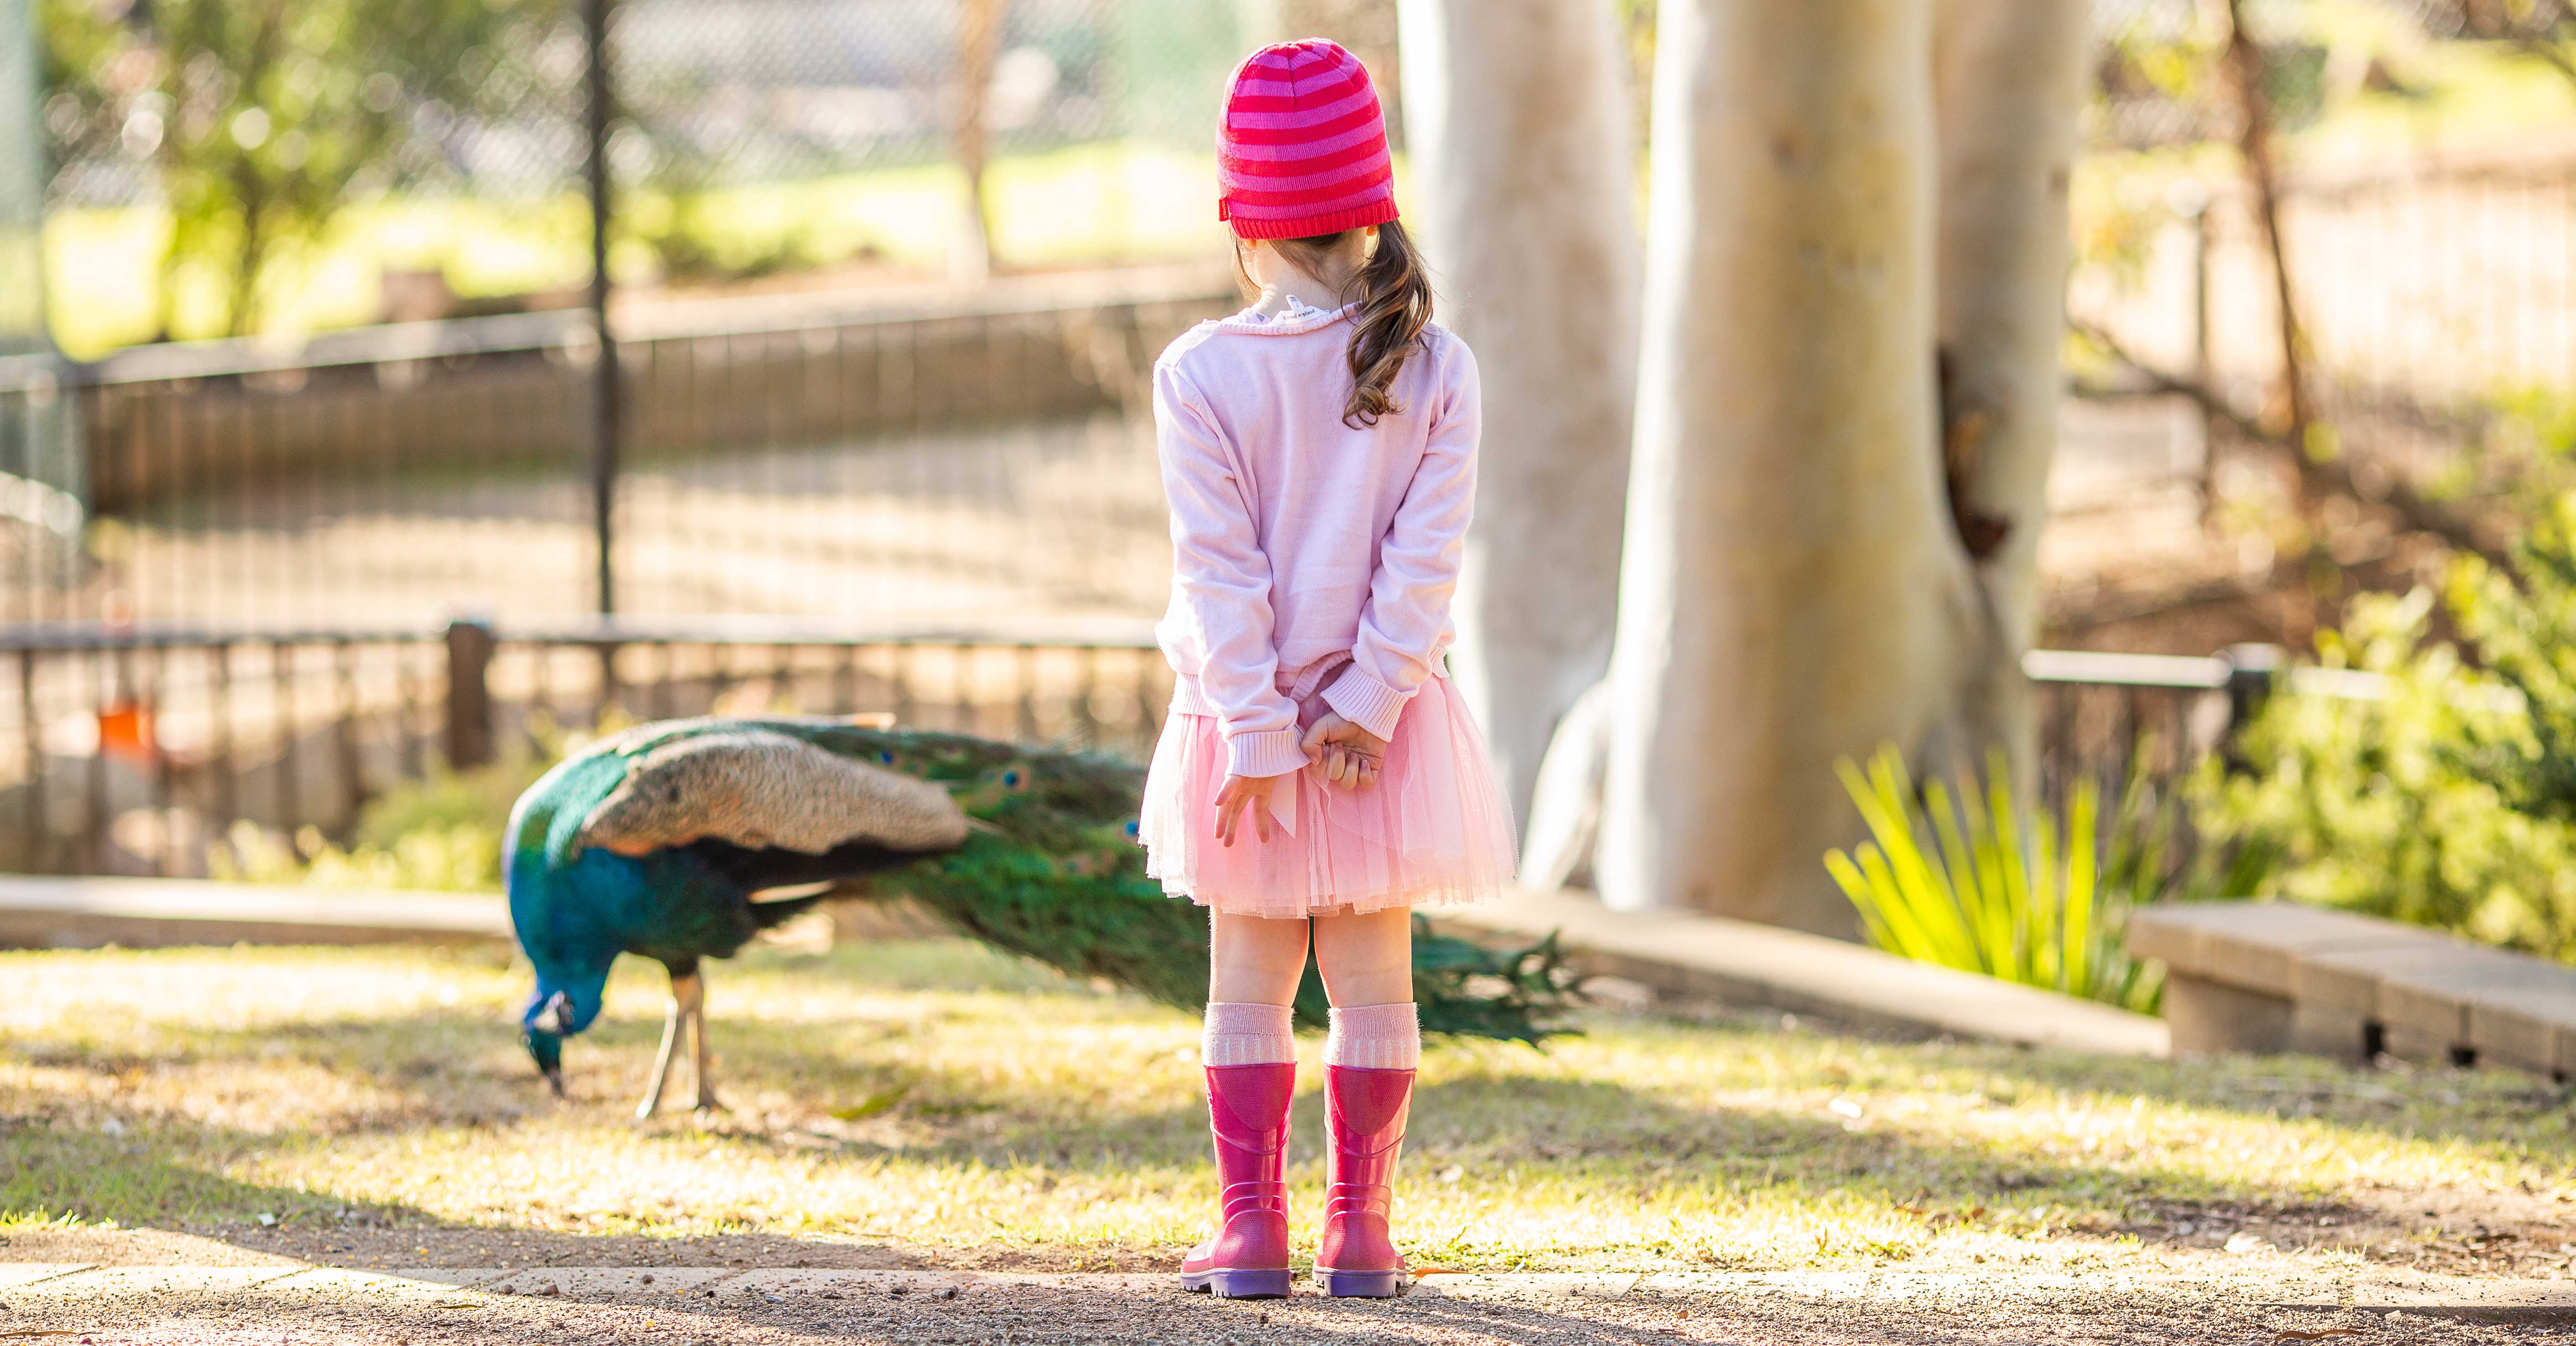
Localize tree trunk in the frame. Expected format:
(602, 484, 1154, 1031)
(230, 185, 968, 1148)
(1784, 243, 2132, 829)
(1396, 0, 1639, 829)
(1597, 0, 1960, 933)
(228, 168, 269, 339)
(2221, 0, 2313, 449)
(1931, 0, 2090, 788)
(950, 0, 1005, 283)
(1592, 0, 2085, 934)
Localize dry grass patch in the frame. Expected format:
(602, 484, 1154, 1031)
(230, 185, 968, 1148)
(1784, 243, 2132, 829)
(4, 940, 2572, 1275)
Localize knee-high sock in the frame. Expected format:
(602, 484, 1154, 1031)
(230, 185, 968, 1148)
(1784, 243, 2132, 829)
(1203, 1001, 1297, 1067)
(1324, 1001, 1419, 1070)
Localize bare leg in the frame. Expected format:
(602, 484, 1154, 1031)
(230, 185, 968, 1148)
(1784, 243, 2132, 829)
(1210, 912, 1312, 1007)
(636, 980, 688, 1121)
(682, 970, 722, 1113)
(1311, 906, 1412, 1008)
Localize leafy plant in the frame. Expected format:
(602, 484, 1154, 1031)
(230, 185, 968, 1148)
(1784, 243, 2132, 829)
(2193, 502, 2576, 961)
(209, 750, 553, 892)
(1823, 748, 2210, 1015)
(41, 0, 571, 339)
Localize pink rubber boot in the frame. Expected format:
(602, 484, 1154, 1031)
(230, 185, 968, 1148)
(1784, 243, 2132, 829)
(1179, 1062, 1297, 1299)
(1314, 1063, 1415, 1297)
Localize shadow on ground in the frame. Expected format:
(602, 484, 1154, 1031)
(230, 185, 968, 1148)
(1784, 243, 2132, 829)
(5, 940, 2568, 1279)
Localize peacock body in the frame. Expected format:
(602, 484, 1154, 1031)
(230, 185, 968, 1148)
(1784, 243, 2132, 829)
(505, 715, 1571, 1112)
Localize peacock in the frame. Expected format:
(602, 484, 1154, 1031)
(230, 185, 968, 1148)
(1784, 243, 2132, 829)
(505, 714, 1576, 1116)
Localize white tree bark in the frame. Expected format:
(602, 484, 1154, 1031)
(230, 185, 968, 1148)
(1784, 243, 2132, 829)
(1595, 0, 1968, 933)
(1592, 0, 2088, 932)
(1933, 0, 2090, 786)
(1397, 0, 1640, 828)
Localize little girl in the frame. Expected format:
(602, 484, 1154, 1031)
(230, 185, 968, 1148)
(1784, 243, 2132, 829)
(1135, 38, 1517, 1300)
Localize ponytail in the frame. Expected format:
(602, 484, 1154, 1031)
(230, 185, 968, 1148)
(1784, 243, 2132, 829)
(1335, 219, 1433, 428)
(1246, 219, 1437, 429)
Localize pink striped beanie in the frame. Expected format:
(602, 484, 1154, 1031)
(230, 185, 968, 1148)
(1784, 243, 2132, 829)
(1216, 39, 1400, 240)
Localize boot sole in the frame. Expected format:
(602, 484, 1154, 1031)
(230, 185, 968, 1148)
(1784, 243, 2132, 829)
(1314, 1267, 1404, 1298)
(1180, 1267, 1293, 1299)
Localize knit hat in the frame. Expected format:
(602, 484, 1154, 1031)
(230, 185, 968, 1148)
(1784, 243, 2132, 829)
(1216, 39, 1400, 241)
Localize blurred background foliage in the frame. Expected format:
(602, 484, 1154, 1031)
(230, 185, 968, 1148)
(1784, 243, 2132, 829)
(2188, 490, 2576, 966)
(39, 0, 577, 340)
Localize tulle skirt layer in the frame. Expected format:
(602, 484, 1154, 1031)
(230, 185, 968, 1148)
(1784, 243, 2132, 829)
(1137, 675, 1518, 919)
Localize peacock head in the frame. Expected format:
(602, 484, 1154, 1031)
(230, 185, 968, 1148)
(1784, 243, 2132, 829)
(519, 975, 605, 1096)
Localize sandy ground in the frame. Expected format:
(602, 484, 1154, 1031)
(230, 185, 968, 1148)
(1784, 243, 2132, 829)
(3, 1231, 2573, 1346)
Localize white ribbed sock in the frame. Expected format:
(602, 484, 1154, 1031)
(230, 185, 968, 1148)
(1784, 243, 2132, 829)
(1202, 1001, 1297, 1067)
(1324, 1002, 1420, 1070)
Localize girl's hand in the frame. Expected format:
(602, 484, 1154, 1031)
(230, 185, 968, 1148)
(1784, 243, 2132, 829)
(1213, 773, 1280, 847)
(1300, 712, 1388, 790)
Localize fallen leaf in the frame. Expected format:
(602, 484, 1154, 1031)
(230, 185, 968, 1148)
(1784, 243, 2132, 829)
(2273, 1332, 2362, 1344)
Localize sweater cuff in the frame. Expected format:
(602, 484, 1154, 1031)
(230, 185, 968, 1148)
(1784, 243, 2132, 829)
(1226, 727, 1309, 779)
(1321, 668, 1408, 742)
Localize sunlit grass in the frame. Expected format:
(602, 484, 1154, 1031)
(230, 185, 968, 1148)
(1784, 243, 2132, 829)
(2, 939, 2569, 1273)
(41, 140, 1234, 359)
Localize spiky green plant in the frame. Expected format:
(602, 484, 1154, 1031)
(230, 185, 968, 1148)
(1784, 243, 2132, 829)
(1822, 747, 2176, 1015)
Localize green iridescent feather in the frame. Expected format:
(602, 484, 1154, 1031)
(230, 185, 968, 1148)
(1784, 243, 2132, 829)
(520, 716, 1580, 1041)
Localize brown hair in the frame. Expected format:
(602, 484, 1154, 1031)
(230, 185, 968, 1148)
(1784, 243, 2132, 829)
(1235, 220, 1436, 429)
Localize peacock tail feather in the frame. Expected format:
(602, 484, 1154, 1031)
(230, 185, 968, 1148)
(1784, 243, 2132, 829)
(510, 716, 1583, 1041)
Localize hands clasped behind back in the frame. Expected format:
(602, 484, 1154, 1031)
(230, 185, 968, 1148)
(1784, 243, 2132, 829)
(1210, 710, 1389, 849)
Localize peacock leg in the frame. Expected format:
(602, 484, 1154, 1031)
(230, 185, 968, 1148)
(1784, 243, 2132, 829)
(636, 968, 690, 1121)
(683, 970, 724, 1114)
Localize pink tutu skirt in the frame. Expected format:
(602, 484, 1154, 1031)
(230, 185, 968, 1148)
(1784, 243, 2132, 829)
(1137, 673, 1518, 919)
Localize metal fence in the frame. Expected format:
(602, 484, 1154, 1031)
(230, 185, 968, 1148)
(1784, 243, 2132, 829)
(1, 619, 1175, 876)
(3, 0, 2571, 883)
(1, 617, 2370, 880)
(0, 269, 1228, 627)
(2074, 0, 2576, 569)
(31, 0, 1283, 347)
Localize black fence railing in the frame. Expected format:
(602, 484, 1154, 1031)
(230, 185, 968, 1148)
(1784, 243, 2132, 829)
(0, 618, 1174, 877)
(3, 621, 2369, 881)
(2022, 645, 2250, 814)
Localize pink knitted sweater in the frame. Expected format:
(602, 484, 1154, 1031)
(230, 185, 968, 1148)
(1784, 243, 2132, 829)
(1152, 299, 1481, 779)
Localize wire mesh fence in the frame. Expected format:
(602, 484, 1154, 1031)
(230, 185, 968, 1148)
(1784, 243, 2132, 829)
(1, 0, 2567, 887)
(0, 271, 1227, 628)
(5, 0, 2569, 635)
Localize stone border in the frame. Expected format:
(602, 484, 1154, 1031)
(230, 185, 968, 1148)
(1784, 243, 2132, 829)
(2129, 900, 2576, 1075)
(1433, 888, 2169, 1057)
(0, 875, 511, 950)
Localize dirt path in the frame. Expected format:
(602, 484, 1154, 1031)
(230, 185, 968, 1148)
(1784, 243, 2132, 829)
(2, 1241, 2570, 1346)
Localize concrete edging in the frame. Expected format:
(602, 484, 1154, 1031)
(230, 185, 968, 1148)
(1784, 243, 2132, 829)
(2129, 900, 2576, 1074)
(0, 874, 511, 950)
(1433, 888, 2169, 1058)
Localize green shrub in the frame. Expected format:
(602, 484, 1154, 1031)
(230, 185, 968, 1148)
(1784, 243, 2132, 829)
(210, 753, 552, 894)
(2190, 503, 2576, 962)
(1823, 748, 2200, 1015)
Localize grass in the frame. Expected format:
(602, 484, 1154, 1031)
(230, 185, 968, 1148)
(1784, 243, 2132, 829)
(8, 940, 2576, 1275)
(41, 140, 1235, 359)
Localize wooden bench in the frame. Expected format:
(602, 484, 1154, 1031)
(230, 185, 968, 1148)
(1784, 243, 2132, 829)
(2128, 901, 2576, 1078)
